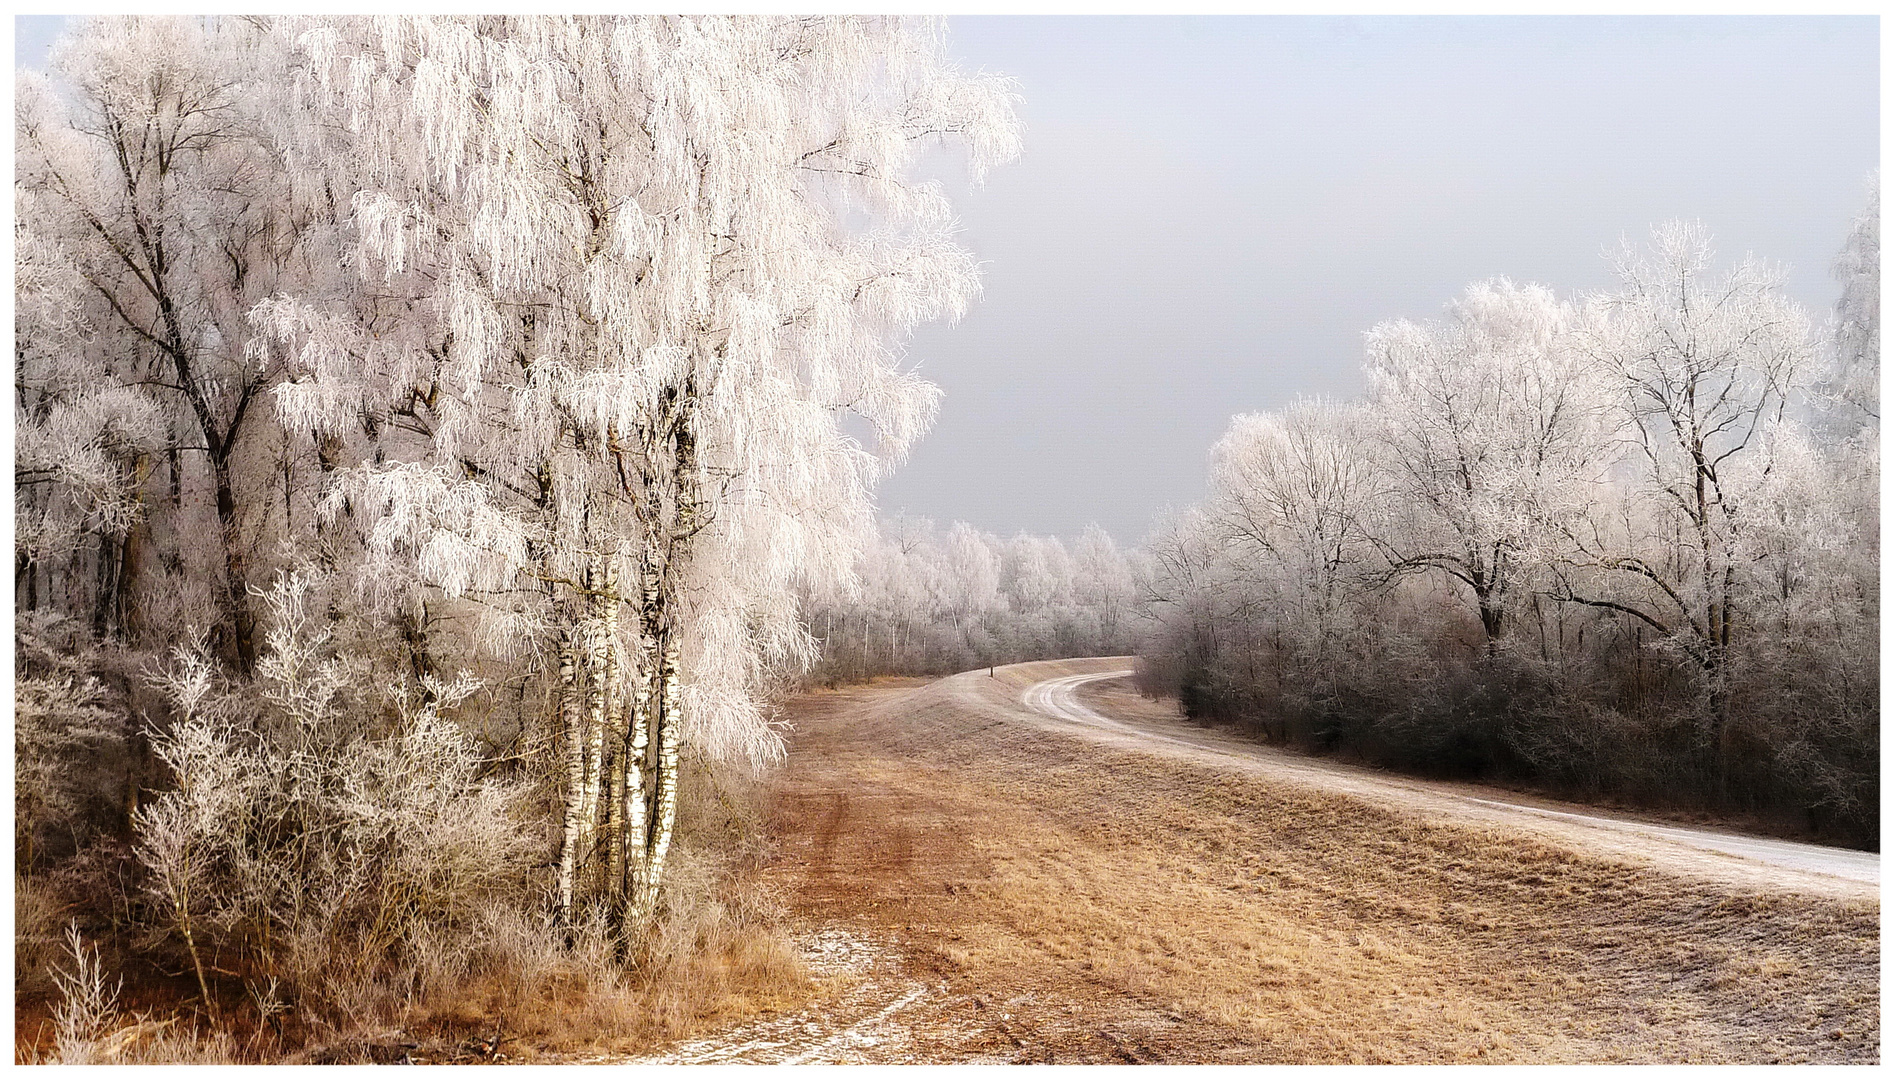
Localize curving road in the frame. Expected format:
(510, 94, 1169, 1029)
(1021, 667, 1879, 890)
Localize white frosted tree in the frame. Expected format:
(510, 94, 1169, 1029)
(1207, 399, 1379, 656)
(1722, 420, 1878, 820)
(1072, 524, 1136, 652)
(254, 15, 1019, 939)
(1001, 533, 1060, 615)
(1818, 179, 1880, 647)
(1563, 222, 1815, 745)
(1139, 506, 1234, 691)
(943, 521, 1004, 619)
(1363, 279, 1613, 653)
(1827, 172, 1879, 429)
(13, 212, 166, 629)
(18, 17, 304, 669)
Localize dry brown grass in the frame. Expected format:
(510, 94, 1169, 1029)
(279, 763, 819, 1063)
(758, 667, 1879, 1064)
(18, 664, 1875, 1064)
(15, 764, 818, 1065)
(357, 854, 811, 1063)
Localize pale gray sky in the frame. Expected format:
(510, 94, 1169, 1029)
(18, 15, 1879, 544)
(883, 15, 1878, 543)
(15, 15, 61, 71)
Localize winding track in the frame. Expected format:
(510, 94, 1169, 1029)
(1021, 667, 1880, 889)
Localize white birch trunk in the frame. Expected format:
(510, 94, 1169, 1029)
(631, 632, 682, 928)
(555, 627, 585, 927)
(601, 561, 626, 908)
(579, 557, 609, 897)
(616, 550, 657, 936)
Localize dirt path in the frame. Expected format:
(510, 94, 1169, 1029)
(1026, 665, 1878, 893)
(623, 660, 1879, 1064)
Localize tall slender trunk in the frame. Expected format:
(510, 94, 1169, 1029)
(618, 552, 659, 942)
(212, 457, 256, 673)
(624, 384, 700, 936)
(400, 603, 436, 686)
(17, 549, 36, 612)
(631, 632, 683, 928)
(1532, 592, 1549, 664)
(1477, 591, 1503, 656)
(620, 643, 653, 933)
(600, 562, 627, 911)
(555, 628, 586, 929)
(92, 527, 121, 640)
(580, 558, 610, 896)
(116, 455, 151, 640)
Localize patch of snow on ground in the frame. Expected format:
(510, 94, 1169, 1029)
(597, 927, 936, 1065)
(799, 927, 880, 977)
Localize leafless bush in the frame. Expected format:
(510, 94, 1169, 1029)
(133, 573, 538, 1013)
(48, 924, 122, 1063)
(15, 675, 119, 860)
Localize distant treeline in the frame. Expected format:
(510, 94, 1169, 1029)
(806, 517, 1145, 682)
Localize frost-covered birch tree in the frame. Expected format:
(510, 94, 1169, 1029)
(255, 15, 1019, 939)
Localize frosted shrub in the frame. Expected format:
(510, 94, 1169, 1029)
(49, 924, 124, 1064)
(134, 573, 536, 1007)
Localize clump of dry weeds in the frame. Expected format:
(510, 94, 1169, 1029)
(15, 920, 239, 1065)
(15, 759, 815, 1065)
(279, 761, 815, 1063)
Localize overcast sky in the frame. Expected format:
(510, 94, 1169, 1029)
(17, 15, 1879, 544)
(879, 15, 1879, 543)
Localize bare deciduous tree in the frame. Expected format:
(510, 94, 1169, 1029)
(1208, 400, 1379, 654)
(1364, 279, 1612, 652)
(19, 17, 307, 669)
(1561, 222, 1815, 745)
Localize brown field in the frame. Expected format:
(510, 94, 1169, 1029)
(698, 661, 1879, 1064)
(23, 662, 1877, 1064)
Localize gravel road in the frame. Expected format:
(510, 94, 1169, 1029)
(1019, 663, 1879, 896)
